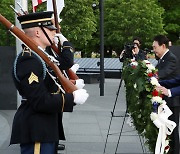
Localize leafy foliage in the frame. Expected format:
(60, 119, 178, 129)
(0, 0, 15, 46)
(60, 0, 98, 56)
(158, 0, 180, 44)
(27, 0, 98, 57)
(104, 0, 166, 54)
(0, 0, 179, 55)
(122, 60, 159, 152)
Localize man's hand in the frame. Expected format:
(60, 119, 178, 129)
(73, 89, 89, 104)
(75, 79, 85, 89)
(119, 50, 125, 59)
(70, 64, 79, 73)
(54, 33, 68, 46)
(156, 86, 169, 96)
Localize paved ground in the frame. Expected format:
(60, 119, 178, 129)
(0, 79, 178, 154)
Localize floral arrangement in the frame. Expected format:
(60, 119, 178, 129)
(122, 59, 176, 153)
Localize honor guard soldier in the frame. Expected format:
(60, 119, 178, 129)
(45, 18, 85, 152)
(10, 11, 89, 154)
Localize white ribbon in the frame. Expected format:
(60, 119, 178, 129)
(150, 102, 176, 154)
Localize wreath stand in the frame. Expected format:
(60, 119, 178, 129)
(103, 76, 147, 154)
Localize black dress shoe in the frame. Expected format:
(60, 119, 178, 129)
(57, 144, 65, 150)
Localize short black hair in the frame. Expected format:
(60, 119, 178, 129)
(133, 37, 142, 45)
(153, 35, 169, 47)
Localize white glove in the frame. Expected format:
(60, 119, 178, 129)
(54, 33, 68, 46)
(75, 79, 85, 89)
(73, 89, 89, 105)
(70, 64, 79, 73)
(48, 55, 60, 65)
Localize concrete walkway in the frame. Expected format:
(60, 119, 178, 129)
(0, 79, 172, 154)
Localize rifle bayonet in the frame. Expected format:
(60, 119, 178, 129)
(10, 5, 21, 16)
(16, 2, 28, 15)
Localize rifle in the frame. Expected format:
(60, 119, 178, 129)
(11, 4, 79, 82)
(0, 13, 77, 93)
(10, 5, 21, 16)
(51, 0, 79, 81)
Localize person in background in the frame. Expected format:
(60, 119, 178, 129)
(119, 37, 146, 62)
(153, 35, 179, 154)
(132, 37, 147, 61)
(10, 11, 89, 154)
(46, 28, 84, 152)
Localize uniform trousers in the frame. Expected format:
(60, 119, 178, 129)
(20, 142, 55, 154)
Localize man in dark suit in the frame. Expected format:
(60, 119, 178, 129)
(153, 35, 180, 154)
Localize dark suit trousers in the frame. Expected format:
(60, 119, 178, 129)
(169, 106, 180, 154)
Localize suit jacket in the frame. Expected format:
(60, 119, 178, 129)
(159, 77, 180, 97)
(156, 51, 179, 80)
(156, 50, 180, 107)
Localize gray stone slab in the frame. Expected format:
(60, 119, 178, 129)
(66, 135, 103, 143)
(0, 114, 10, 147)
(68, 123, 101, 136)
(0, 79, 179, 154)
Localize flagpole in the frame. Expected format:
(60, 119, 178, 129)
(100, 0, 104, 96)
(50, 0, 79, 80)
(52, 0, 60, 33)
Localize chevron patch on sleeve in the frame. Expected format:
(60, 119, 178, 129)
(28, 72, 39, 84)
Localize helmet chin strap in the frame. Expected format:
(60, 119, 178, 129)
(40, 26, 53, 46)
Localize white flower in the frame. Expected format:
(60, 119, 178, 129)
(143, 60, 150, 64)
(151, 96, 162, 104)
(143, 60, 156, 73)
(165, 139, 170, 153)
(165, 139, 169, 146)
(146, 69, 152, 74)
(150, 112, 158, 121)
(150, 77, 160, 86)
(147, 64, 155, 71)
(130, 61, 138, 66)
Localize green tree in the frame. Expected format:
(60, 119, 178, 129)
(158, 0, 180, 45)
(104, 0, 166, 56)
(1, 0, 178, 56)
(60, 0, 98, 57)
(29, 0, 98, 57)
(0, 0, 15, 46)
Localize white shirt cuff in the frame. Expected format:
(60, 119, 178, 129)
(168, 89, 172, 97)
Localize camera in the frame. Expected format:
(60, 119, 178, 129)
(123, 43, 136, 59)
